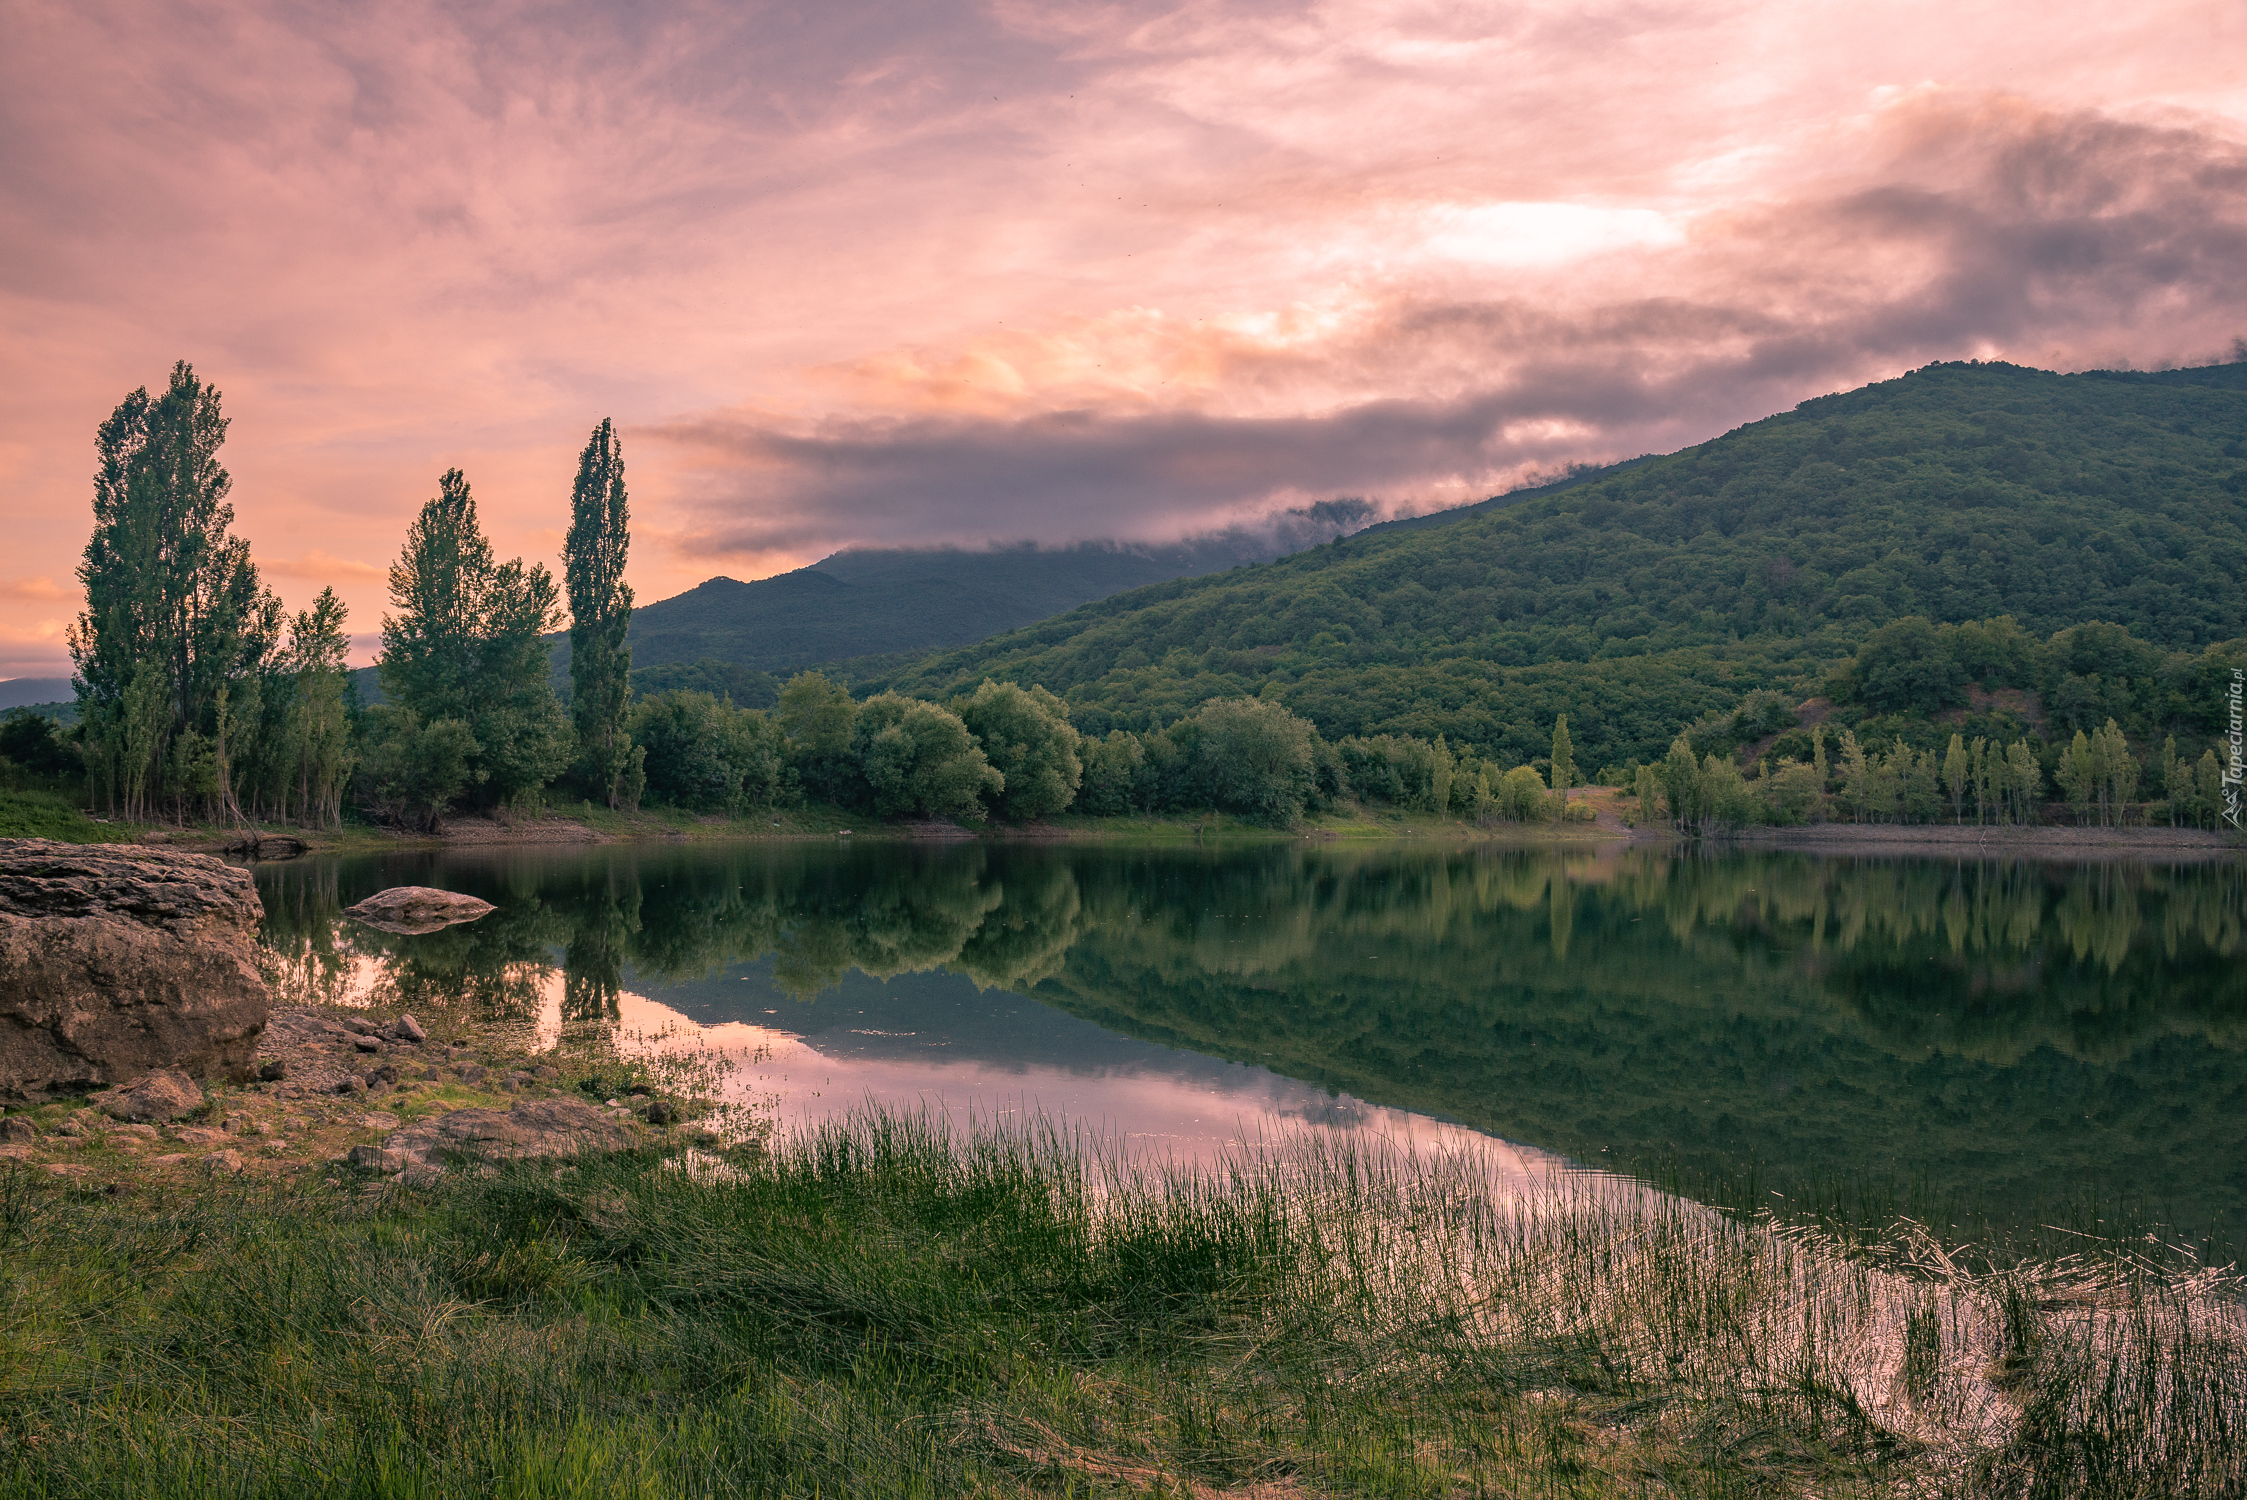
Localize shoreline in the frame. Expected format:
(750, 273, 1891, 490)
(25, 788, 2244, 860)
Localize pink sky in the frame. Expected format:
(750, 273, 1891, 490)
(3, 0, 2243, 678)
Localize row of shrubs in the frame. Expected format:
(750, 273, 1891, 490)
(611, 675, 1592, 828)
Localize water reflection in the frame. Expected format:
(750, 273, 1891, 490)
(254, 842, 2247, 1234)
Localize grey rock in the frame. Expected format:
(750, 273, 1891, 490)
(353, 1037, 382, 1053)
(0, 840, 269, 1102)
(90, 1068, 204, 1123)
(204, 1149, 246, 1175)
(0, 1115, 34, 1142)
(340, 1017, 380, 1036)
(345, 1144, 407, 1172)
(642, 1099, 678, 1126)
(382, 1098, 641, 1172)
(390, 1014, 427, 1044)
(342, 887, 496, 936)
(258, 1060, 287, 1081)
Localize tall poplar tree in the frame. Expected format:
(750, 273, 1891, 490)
(71, 362, 281, 821)
(1549, 715, 1575, 804)
(565, 419, 639, 807)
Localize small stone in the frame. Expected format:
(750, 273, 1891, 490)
(148, 1153, 190, 1167)
(533, 1065, 560, 1080)
(0, 1144, 33, 1160)
(390, 1014, 427, 1044)
(221, 1112, 250, 1133)
(43, 1162, 90, 1178)
(353, 1037, 382, 1054)
(459, 1065, 487, 1085)
(204, 1150, 245, 1175)
(56, 1113, 93, 1138)
(91, 1069, 204, 1124)
(171, 1126, 229, 1147)
(642, 1099, 677, 1126)
(342, 1076, 368, 1095)
(258, 1061, 287, 1081)
(113, 1123, 161, 1140)
(362, 1111, 401, 1130)
(340, 1017, 381, 1036)
(0, 1116, 35, 1143)
(419, 1067, 442, 1081)
(399, 1163, 446, 1188)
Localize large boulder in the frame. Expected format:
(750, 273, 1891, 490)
(342, 886, 495, 935)
(0, 839, 270, 1103)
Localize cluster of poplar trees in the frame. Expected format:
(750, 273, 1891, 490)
(65, 365, 642, 831)
(361, 422, 640, 830)
(71, 364, 354, 826)
(1629, 717, 2231, 832)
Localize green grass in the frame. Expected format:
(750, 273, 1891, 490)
(0, 786, 139, 842)
(0, 1113, 2237, 1498)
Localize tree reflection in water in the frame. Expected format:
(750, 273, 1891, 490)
(253, 843, 2246, 1238)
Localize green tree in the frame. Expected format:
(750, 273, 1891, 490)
(2056, 730, 2096, 823)
(2006, 740, 2044, 824)
(1549, 715, 1576, 804)
(776, 672, 862, 804)
(855, 693, 1001, 821)
(2160, 736, 2181, 825)
(1942, 733, 1969, 824)
(1077, 730, 1149, 816)
(357, 708, 479, 832)
(1185, 698, 1322, 825)
(1429, 735, 1455, 817)
(71, 362, 283, 821)
(565, 420, 638, 808)
(279, 588, 353, 827)
(376, 468, 571, 816)
(956, 681, 1082, 820)
(1498, 764, 1551, 822)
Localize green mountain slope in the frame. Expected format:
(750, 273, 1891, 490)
(857, 361, 2247, 769)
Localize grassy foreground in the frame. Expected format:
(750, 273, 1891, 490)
(1, 1115, 2239, 1499)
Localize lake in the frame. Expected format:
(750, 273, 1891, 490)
(252, 839, 2247, 1242)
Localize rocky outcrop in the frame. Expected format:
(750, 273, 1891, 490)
(357, 1098, 643, 1182)
(342, 886, 495, 935)
(89, 1068, 205, 1122)
(0, 840, 270, 1102)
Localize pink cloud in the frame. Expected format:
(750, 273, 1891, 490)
(0, 0, 2240, 671)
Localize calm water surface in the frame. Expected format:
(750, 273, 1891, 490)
(253, 841, 2247, 1237)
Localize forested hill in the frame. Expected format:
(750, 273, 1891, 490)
(854, 360, 2247, 770)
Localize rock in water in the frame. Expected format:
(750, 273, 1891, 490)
(0, 840, 270, 1103)
(341, 886, 496, 935)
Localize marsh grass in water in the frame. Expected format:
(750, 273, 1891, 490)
(0, 1114, 2239, 1498)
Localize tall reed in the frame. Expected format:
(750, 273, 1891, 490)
(0, 1113, 2237, 1497)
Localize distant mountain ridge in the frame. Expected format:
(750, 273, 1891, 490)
(0, 678, 73, 713)
(852, 358, 2247, 770)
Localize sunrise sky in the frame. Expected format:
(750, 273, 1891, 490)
(2, 0, 2243, 679)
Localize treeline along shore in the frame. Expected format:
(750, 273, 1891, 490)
(3, 356, 2246, 847)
